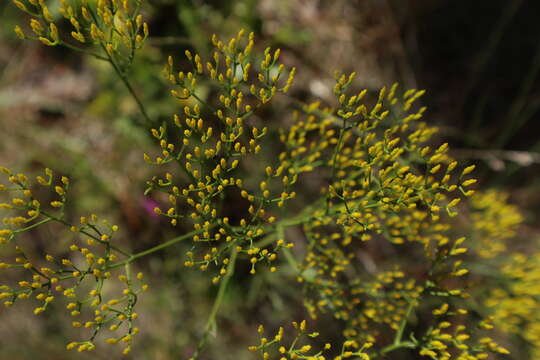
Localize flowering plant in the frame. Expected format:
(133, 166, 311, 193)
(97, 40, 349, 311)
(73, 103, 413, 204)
(1, 1, 538, 359)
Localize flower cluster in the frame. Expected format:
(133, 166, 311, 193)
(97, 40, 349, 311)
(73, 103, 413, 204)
(12, 0, 148, 68)
(145, 30, 297, 281)
(248, 320, 372, 360)
(468, 190, 523, 258)
(419, 317, 509, 360)
(0, 167, 147, 354)
(272, 75, 484, 350)
(486, 251, 540, 359)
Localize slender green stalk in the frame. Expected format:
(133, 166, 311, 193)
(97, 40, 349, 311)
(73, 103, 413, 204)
(14, 218, 52, 233)
(378, 299, 417, 356)
(394, 300, 415, 345)
(102, 45, 152, 126)
(106, 227, 210, 270)
(58, 41, 109, 61)
(78, 2, 151, 126)
(379, 340, 416, 355)
(190, 247, 239, 360)
(282, 247, 299, 273)
(39, 210, 131, 258)
(326, 116, 348, 214)
(107, 196, 324, 271)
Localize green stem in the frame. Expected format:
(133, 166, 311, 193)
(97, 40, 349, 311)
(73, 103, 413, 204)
(14, 218, 52, 233)
(191, 91, 217, 113)
(379, 299, 417, 356)
(106, 227, 208, 270)
(326, 116, 348, 214)
(379, 341, 416, 355)
(190, 247, 239, 360)
(40, 210, 131, 258)
(107, 195, 323, 271)
(102, 44, 152, 126)
(282, 247, 299, 273)
(394, 299, 415, 345)
(114, 66, 152, 126)
(58, 41, 109, 61)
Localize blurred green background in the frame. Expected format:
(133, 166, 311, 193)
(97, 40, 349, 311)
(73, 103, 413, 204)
(0, 0, 539, 359)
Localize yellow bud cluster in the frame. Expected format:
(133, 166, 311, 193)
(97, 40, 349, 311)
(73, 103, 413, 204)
(148, 31, 301, 276)
(0, 166, 147, 355)
(249, 321, 372, 360)
(419, 318, 507, 360)
(11, 0, 149, 79)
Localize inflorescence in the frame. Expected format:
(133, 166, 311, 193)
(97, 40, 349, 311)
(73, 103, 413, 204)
(3, 0, 536, 358)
